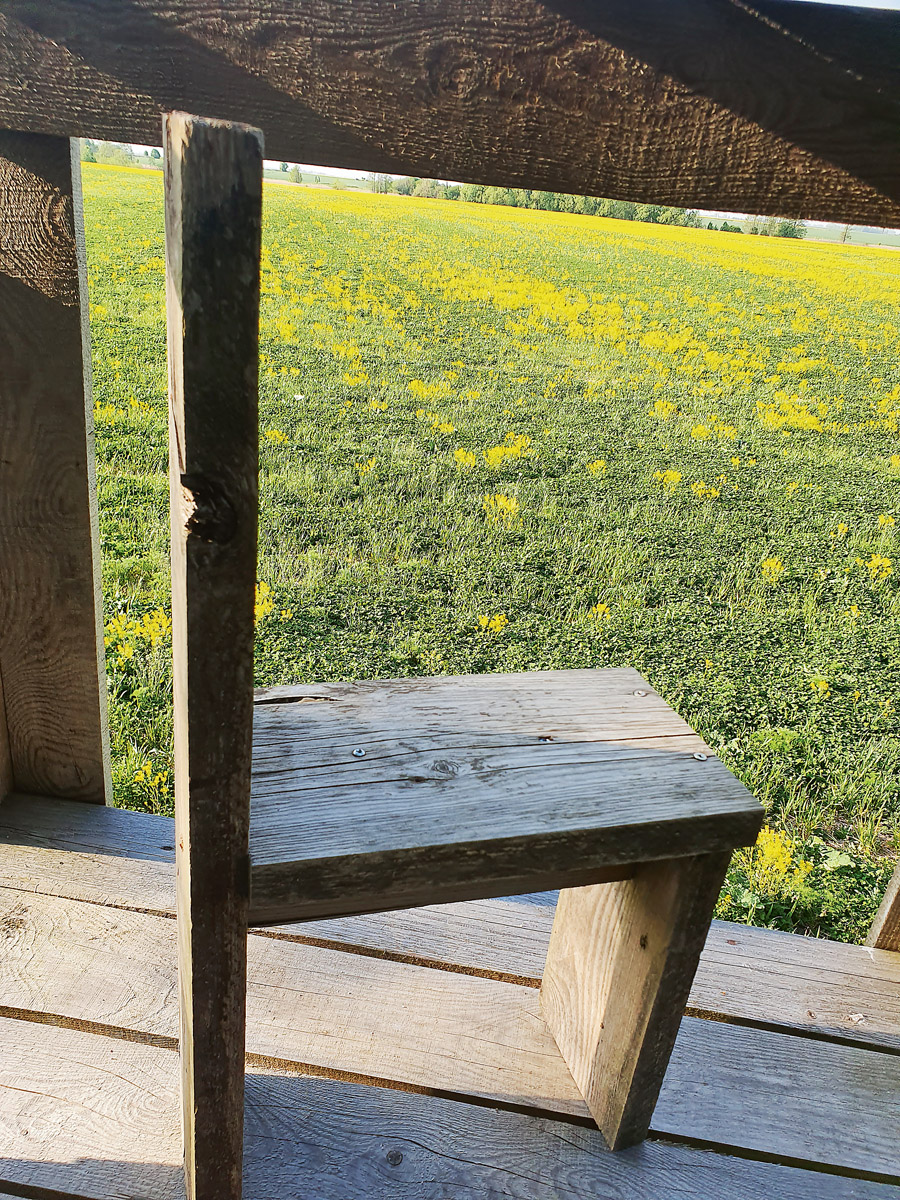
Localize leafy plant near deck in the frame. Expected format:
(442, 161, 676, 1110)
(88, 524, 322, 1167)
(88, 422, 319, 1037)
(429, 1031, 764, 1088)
(83, 163, 899, 942)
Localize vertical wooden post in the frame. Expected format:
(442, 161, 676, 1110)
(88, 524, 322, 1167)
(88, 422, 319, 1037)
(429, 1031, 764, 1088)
(867, 865, 900, 951)
(165, 113, 263, 1200)
(540, 852, 729, 1150)
(0, 131, 109, 804)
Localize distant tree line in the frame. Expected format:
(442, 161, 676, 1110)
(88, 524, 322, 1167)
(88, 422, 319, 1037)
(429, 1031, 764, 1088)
(384, 175, 806, 237)
(80, 140, 161, 168)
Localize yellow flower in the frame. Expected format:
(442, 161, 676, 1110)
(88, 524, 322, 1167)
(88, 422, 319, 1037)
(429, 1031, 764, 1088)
(691, 424, 712, 440)
(831, 522, 849, 539)
(653, 469, 682, 493)
(254, 581, 275, 622)
(587, 458, 606, 476)
(877, 513, 895, 528)
(890, 454, 900, 471)
(454, 448, 477, 469)
(588, 602, 611, 620)
(809, 676, 830, 700)
(265, 428, 288, 444)
(355, 455, 376, 476)
(483, 493, 519, 525)
(478, 612, 509, 634)
(845, 604, 860, 619)
(651, 399, 677, 420)
(690, 480, 720, 500)
(866, 553, 893, 580)
(483, 433, 532, 468)
(760, 557, 785, 584)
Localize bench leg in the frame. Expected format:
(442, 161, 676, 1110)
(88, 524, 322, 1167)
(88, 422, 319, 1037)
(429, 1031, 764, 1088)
(540, 851, 730, 1150)
(165, 112, 263, 1199)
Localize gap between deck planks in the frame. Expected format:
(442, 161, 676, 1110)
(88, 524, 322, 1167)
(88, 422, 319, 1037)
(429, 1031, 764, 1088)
(2, 794, 899, 1052)
(0, 878, 899, 1179)
(2, 1020, 898, 1200)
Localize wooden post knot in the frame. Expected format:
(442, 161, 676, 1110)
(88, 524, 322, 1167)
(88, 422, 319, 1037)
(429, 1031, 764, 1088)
(180, 474, 237, 545)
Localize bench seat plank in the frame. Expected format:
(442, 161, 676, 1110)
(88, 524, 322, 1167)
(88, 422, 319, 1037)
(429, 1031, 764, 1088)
(248, 669, 760, 923)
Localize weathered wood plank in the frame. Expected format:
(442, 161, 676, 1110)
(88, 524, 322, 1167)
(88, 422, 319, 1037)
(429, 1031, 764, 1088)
(541, 854, 729, 1149)
(867, 865, 900, 952)
(1, 2, 899, 224)
(249, 670, 761, 924)
(655, 1018, 900, 1179)
(165, 112, 263, 1200)
(3, 1018, 897, 1200)
(0, 130, 109, 803)
(0, 677, 12, 802)
(2, 794, 900, 1052)
(1, 887, 899, 1177)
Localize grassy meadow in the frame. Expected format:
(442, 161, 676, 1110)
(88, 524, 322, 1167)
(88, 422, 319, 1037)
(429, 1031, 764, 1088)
(83, 162, 900, 942)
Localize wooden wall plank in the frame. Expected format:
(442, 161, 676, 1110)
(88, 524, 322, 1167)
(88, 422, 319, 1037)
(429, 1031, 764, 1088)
(1, 886, 899, 1178)
(2, 1018, 896, 1200)
(2, 794, 900, 1053)
(0, 2, 899, 223)
(867, 865, 900, 952)
(540, 854, 729, 1148)
(0, 676, 12, 802)
(165, 112, 263, 1200)
(0, 131, 109, 803)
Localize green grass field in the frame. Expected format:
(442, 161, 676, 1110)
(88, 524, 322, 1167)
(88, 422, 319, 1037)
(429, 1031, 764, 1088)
(83, 161, 900, 943)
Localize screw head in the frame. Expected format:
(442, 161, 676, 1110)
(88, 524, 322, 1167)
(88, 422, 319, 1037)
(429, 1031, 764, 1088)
(633, 689, 647, 697)
(386, 1149, 403, 1167)
(538, 735, 554, 743)
(693, 752, 708, 762)
(352, 748, 366, 758)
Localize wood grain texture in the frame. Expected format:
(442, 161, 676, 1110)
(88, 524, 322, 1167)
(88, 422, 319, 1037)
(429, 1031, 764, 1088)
(541, 854, 729, 1148)
(3, 794, 900, 1053)
(0, 676, 12, 802)
(1, 886, 899, 1178)
(0, 2, 899, 224)
(165, 112, 263, 1200)
(249, 669, 761, 924)
(867, 865, 900, 951)
(3, 1020, 897, 1200)
(0, 130, 109, 803)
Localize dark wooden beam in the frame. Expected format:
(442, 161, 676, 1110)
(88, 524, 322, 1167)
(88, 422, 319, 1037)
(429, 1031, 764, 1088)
(0, 1, 898, 223)
(166, 112, 263, 1200)
(0, 131, 109, 803)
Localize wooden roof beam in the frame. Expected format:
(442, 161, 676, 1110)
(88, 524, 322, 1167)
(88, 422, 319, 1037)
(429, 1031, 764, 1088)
(0, 1, 899, 223)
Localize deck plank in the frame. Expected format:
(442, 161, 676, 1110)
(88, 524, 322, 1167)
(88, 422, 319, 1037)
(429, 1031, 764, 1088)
(0, 1017, 898, 1200)
(248, 670, 760, 923)
(0, 887, 898, 1177)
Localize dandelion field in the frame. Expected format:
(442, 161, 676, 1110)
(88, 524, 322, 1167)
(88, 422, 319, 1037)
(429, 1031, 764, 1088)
(84, 163, 900, 942)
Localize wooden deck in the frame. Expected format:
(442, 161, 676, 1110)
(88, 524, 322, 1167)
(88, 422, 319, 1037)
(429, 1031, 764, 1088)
(1, 796, 898, 1198)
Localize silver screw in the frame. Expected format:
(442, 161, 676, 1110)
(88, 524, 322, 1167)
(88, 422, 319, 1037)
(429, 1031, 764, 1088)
(693, 752, 708, 762)
(633, 690, 647, 697)
(352, 748, 366, 758)
(538, 735, 554, 743)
